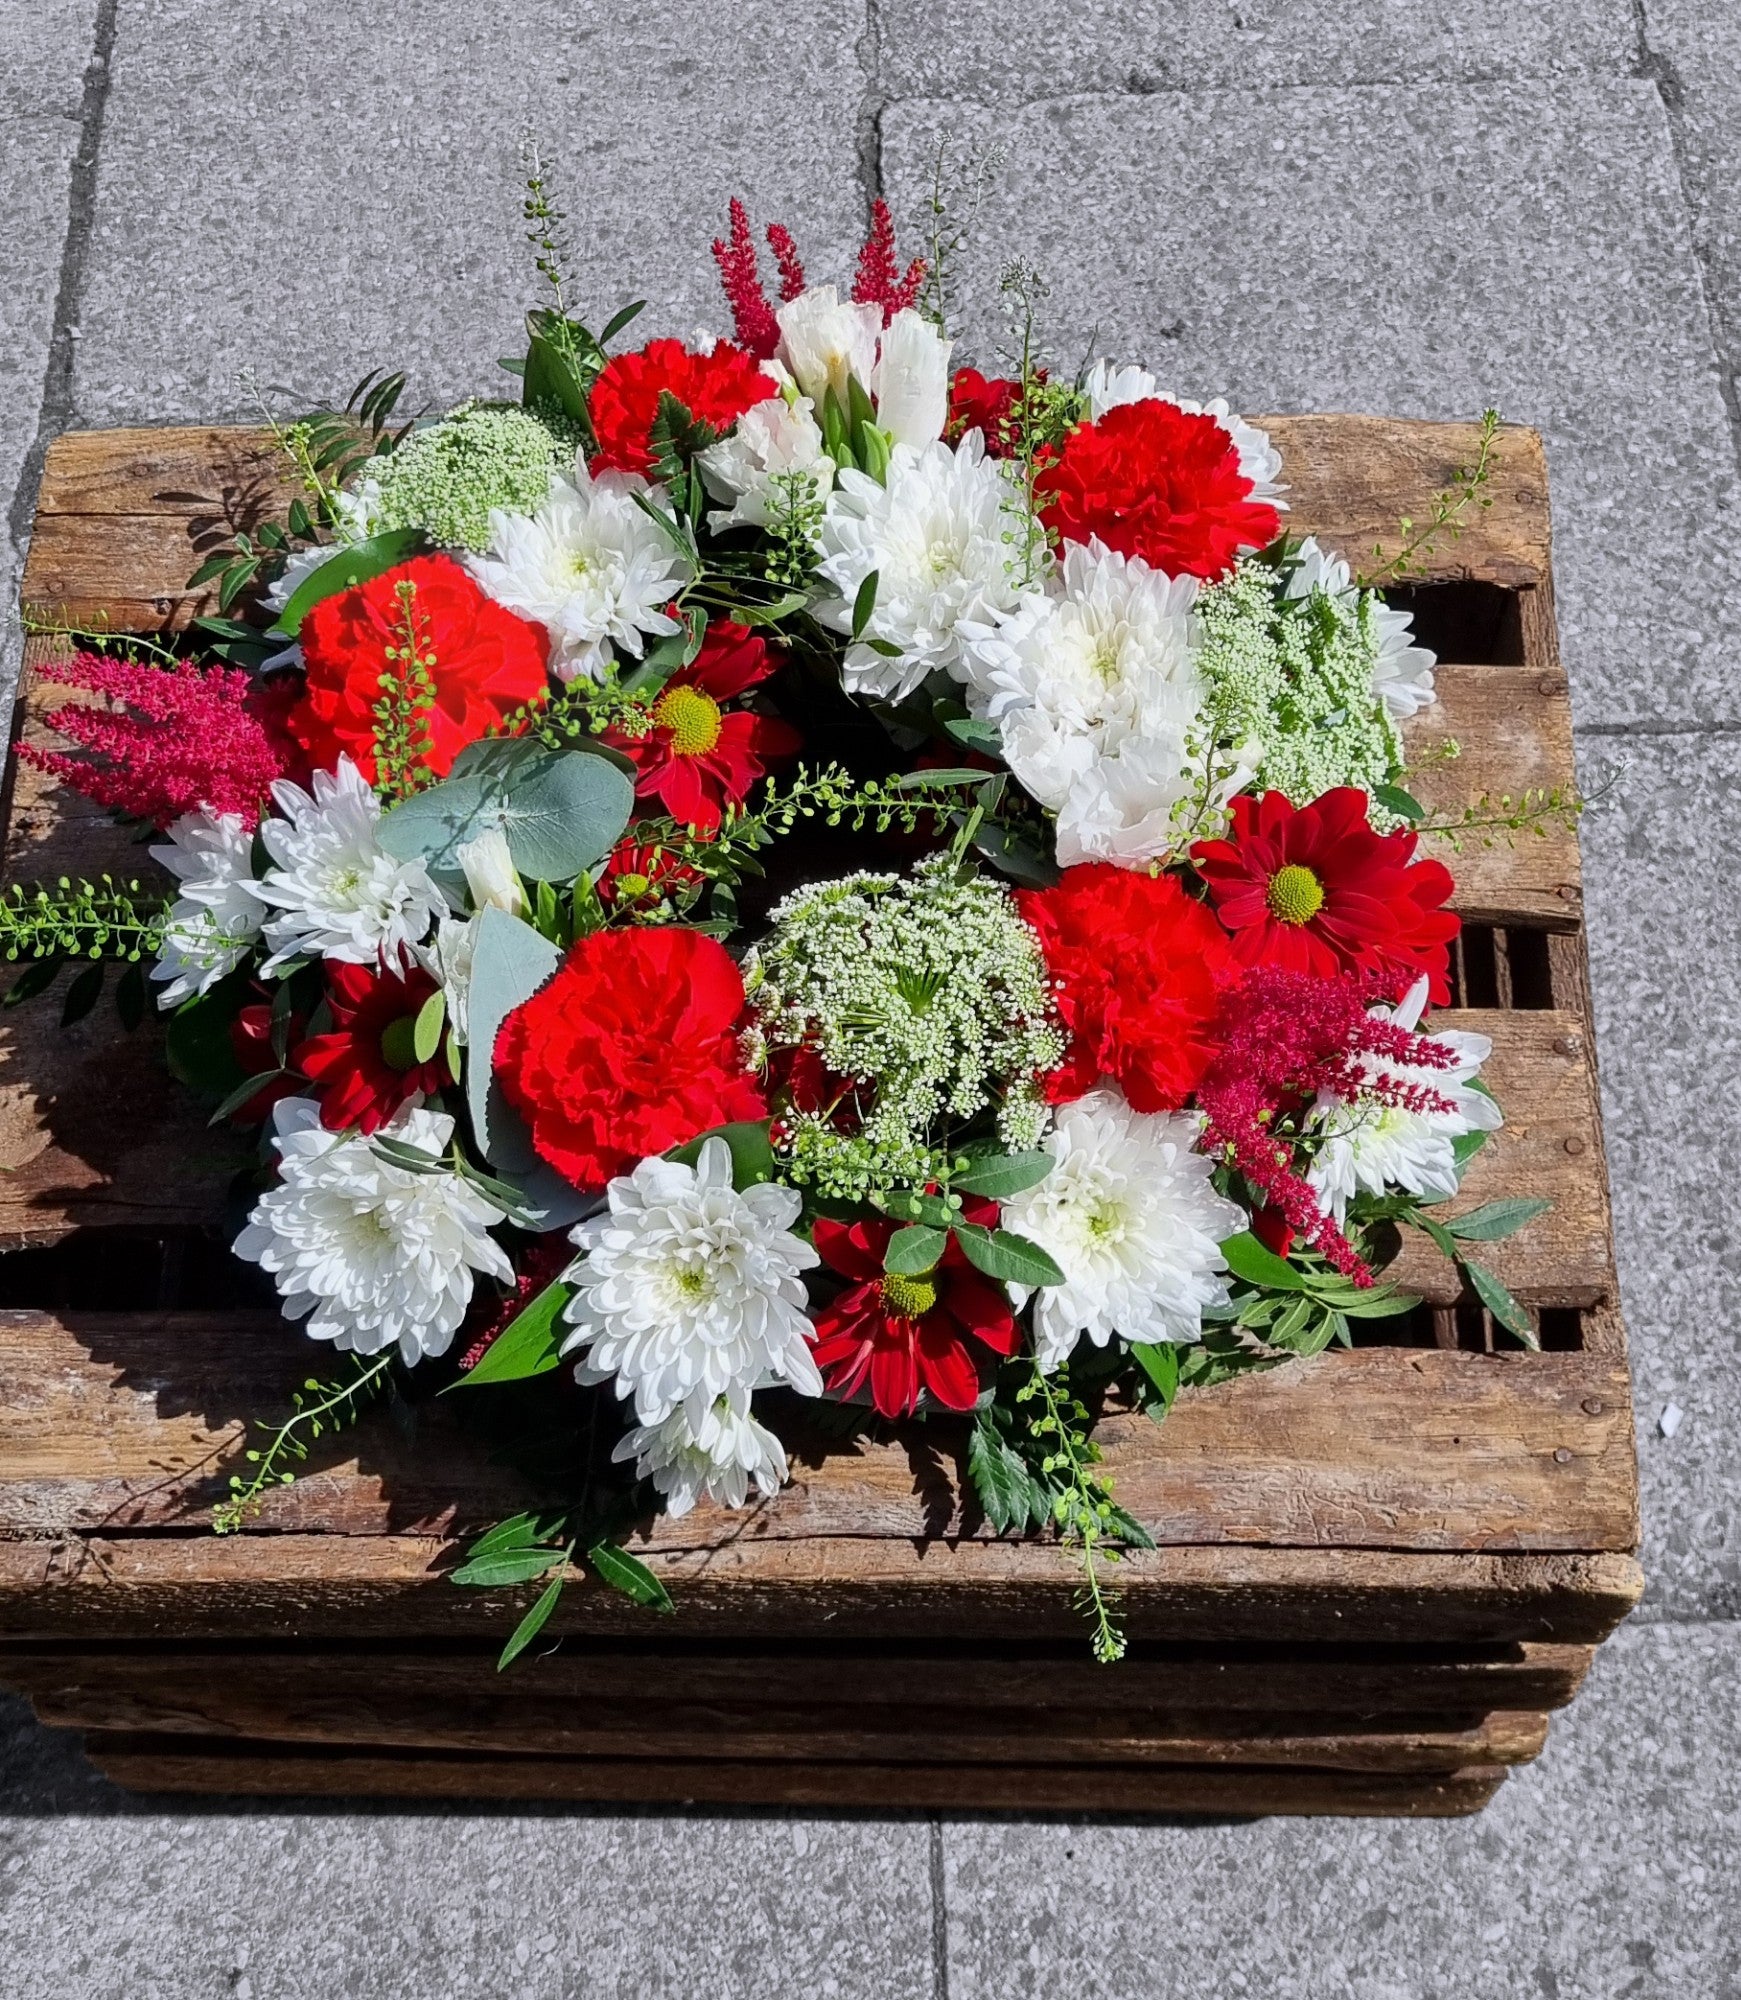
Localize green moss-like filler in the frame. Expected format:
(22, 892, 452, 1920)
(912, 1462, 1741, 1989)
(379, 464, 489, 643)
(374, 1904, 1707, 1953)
(357, 404, 564, 552)
(1193, 557, 1405, 822)
(746, 856, 1065, 1202)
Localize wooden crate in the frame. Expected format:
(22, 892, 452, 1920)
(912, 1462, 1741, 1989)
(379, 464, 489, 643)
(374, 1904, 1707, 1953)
(0, 420, 1640, 1816)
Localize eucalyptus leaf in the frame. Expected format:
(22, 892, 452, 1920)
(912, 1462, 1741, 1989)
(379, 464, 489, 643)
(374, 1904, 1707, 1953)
(465, 907, 561, 1170)
(379, 745, 633, 884)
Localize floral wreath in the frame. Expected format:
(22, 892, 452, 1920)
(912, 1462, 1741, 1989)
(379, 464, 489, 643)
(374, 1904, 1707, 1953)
(12, 184, 1549, 1663)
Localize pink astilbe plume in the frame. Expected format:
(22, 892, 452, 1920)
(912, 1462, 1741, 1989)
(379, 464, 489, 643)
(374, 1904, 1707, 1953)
(1197, 967, 1460, 1283)
(851, 198, 926, 323)
(20, 651, 294, 830)
(765, 221, 807, 302)
(710, 197, 782, 358)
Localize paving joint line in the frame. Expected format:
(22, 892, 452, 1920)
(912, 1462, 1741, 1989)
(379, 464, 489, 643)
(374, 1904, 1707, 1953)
(1577, 719, 1741, 737)
(1631, 0, 1741, 480)
(6, 0, 119, 569)
(856, 0, 885, 212)
(928, 1813, 951, 2000)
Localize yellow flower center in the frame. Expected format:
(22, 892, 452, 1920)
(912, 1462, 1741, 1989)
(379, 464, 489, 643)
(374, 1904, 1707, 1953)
(653, 684, 723, 757)
(1266, 863, 1326, 926)
(880, 1270, 939, 1320)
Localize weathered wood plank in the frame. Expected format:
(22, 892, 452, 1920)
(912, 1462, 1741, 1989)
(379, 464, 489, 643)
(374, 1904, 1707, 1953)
(77, 1732, 1511, 1812)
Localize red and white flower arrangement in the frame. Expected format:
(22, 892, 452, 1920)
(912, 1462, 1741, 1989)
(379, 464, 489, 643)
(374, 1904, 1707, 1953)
(9, 187, 1543, 1663)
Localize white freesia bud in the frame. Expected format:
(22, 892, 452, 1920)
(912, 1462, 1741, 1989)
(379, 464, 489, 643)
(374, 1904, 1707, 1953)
(455, 827, 525, 916)
(873, 309, 952, 448)
(775, 285, 881, 409)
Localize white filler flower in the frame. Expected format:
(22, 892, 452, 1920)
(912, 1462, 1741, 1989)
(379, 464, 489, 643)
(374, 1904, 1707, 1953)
(699, 392, 834, 534)
(149, 808, 266, 1007)
(1002, 1087, 1244, 1370)
(817, 432, 1027, 702)
(1306, 977, 1502, 1219)
(254, 756, 444, 973)
(1083, 361, 1287, 511)
(774, 285, 881, 408)
(873, 308, 952, 448)
(960, 539, 1223, 868)
(562, 1135, 822, 1429)
(1284, 535, 1436, 719)
(234, 1101, 514, 1364)
(467, 458, 690, 681)
(612, 1382, 791, 1517)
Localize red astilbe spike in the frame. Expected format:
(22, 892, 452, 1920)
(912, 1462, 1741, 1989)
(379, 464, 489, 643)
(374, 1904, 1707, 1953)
(765, 221, 807, 302)
(20, 651, 292, 830)
(851, 198, 927, 323)
(1196, 967, 1461, 1284)
(710, 197, 781, 358)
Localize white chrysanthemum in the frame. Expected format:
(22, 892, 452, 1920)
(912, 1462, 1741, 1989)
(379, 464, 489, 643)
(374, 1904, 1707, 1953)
(234, 1100, 514, 1365)
(960, 539, 1240, 867)
(699, 392, 834, 534)
(1306, 977, 1502, 1220)
(562, 1136, 822, 1429)
(148, 809, 266, 1007)
(253, 757, 445, 974)
(263, 542, 348, 615)
(1083, 361, 1286, 510)
(612, 1382, 790, 1517)
(413, 913, 476, 1044)
(1283, 536, 1435, 718)
(816, 432, 1028, 701)
(467, 458, 690, 682)
(775, 285, 881, 408)
(1002, 1088, 1244, 1370)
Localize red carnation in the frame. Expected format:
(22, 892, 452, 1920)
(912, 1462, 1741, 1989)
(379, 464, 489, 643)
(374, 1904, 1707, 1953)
(946, 368, 1024, 457)
(589, 339, 777, 477)
(494, 927, 766, 1189)
(604, 622, 798, 832)
(809, 1200, 1019, 1418)
(293, 555, 549, 785)
(293, 961, 447, 1135)
(21, 651, 293, 830)
(1191, 788, 1460, 1005)
(1018, 864, 1234, 1112)
(1034, 400, 1279, 581)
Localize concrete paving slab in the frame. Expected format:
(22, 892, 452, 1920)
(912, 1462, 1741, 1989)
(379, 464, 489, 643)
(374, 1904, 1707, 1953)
(874, 0, 1635, 101)
(0, 1696, 936, 2000)
(938, 1618, 1741, 2000)
(882, 83, 1741, 731)
(1576, 729, 1741, 1621)
(73, 0, 871, 428)
(0, 0, 96, 119)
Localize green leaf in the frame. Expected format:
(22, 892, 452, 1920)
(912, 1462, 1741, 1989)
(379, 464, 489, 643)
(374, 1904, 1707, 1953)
(1451, 1127, 1492, 1170)
(1372, 783, 1426, 824)
(953, 1223, 1065, 1289)
(967, 1415, 1037, 1535)
(1101, 1500, 1156, 1551)
(950, 1151, 1053, 1200)
(1444, 1197, 1551, 1242)
(969, 819, 1059, 889)
(206, 1067, 289, 1126)
(1414, 1211, 1460, 1261)
(645, 391, 720, 486)
(522, 311, 594, 438)
(883, 1224, 947, 1275)
(268, 528, 428, 637)
(59, 960, 104, 1027)
(459, 1512, 546, 1563)
(465, 907, 563, 1170)
(668, 1120, 776, 1189)
(1219, 1231, 1308, 1292)
(453, 1279, 572, 1388)
(850, 569, 879, 642)
(1129, 1340, 1180, 1419)
(451, 1545, 569, 1587)
(1461, 1254, 1540, 1349)
(598, 298, 648, 347)
(1334, 1287, 1422, 1320)
(942, 714, 1003, 758)
(411, 986, 446, 1065)
(586, 1541, 675, 1614)
(379, 743, 634, 884)
(497, 1570, 566, 1670)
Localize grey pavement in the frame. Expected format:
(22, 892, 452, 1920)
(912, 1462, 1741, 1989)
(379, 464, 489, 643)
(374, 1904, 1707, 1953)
(2, 2, 1739, 1994)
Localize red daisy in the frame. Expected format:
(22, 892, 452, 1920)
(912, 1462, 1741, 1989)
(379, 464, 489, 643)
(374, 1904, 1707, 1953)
(808, 1200, 1019, 1418)
(293, 961, 448, 1135)
(945, 367, 1024, 457)
(1017, 864, 1234, 1112)
(494, 926, 767, 1189)
(293, 555, 549, 784)
(1191, 788, 1460, 1004)
(1034, 399, 1280, 582)
(605, 622, 800, 833)
(589, 338, 778, 476)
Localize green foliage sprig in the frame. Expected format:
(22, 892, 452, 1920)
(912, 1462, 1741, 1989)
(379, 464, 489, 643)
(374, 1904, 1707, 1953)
(212, 1353, 395, 1533)
(1361, 407, 1502, 585)
(0, 877, 171, 965)
(371, 579, 439, 800)
(1415, 784, 1585, 851)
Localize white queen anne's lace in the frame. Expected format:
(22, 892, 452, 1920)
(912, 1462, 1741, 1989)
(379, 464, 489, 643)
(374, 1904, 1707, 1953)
(1283, 535, 1436, 719)
(234, 1102, 514, 1364)
(1001, 1088, 1245, 1370)
(562, 1136, 822, 1430)
(253, 756, 444, 974)
(149, 808, 265, 1007)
